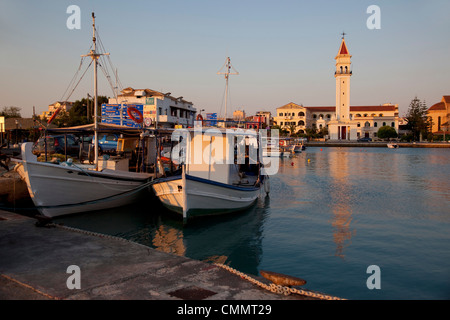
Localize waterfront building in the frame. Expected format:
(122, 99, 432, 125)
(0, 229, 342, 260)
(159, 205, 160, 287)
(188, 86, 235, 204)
(256, 111, 272, 127)
(40, 101, 74, 120)
(273, 36, 399, 140)
(427, 95, 450, 136)
(233, 110, 246, 121)
(108, 87, 196, 128)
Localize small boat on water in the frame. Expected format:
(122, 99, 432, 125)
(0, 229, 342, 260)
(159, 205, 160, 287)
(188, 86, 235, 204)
(15, 13, 154, 218)
(152, 127, 268, 222)
(387, 142, 399, 149)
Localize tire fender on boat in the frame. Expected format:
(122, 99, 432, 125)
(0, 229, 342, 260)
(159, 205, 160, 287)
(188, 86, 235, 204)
(264, 176, 270, 195)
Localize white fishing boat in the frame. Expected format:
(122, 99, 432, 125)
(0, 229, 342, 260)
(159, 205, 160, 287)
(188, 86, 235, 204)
(152, 128, 268, 222)
(15, 13, 153, 218)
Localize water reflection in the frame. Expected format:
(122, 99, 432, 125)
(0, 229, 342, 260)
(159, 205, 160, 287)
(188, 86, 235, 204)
(328, 151, 356, 259)
(56, 193, 270, 276)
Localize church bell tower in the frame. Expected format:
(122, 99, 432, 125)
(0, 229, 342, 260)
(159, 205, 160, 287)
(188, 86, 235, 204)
(335, 34, 352, 121)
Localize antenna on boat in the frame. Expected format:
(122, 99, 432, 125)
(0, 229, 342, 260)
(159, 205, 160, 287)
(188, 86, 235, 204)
(81, 12, 109, 170)
(217, 57, 239, 125)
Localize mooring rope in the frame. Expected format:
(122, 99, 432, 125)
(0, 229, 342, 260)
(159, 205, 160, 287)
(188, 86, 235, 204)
(214, 263, 346, 300)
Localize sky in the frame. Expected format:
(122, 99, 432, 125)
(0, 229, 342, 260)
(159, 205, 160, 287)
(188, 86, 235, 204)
(1, 0, 449, 118)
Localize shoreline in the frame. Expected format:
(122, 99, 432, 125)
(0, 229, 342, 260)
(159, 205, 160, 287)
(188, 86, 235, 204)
(305, 141, 450, 148)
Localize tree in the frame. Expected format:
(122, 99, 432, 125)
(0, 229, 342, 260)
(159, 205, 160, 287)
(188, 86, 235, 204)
(288, 124, 297, 136)
(0, 106, 22, 118)
(405, 97, 431, 141)
(377, 126, 397, 140)
(50, 96, 109, 127)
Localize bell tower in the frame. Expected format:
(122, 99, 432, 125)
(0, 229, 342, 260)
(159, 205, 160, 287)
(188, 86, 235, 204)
(335, 34, 352, 121)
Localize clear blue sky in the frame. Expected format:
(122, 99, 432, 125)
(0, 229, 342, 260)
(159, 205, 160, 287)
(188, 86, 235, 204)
(1, 0, 449, 118)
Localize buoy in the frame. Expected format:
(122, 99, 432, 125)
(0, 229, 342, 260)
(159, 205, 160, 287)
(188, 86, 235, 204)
(320, 148, 322, 151)
(308, 159, 311, 162)
(264, 177, 270, 195)
(127, 107, 143, 124)
(291, 162, 294, 166)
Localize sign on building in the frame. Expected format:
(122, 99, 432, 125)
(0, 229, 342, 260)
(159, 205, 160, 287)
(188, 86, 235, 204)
(206, 113, 217, 126)
(101, 104, 144, 128)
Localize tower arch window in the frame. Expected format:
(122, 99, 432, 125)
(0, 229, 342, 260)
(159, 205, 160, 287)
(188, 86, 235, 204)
(364, 121, 370, 128)
(298, 120, 305, 126)
(340, 66, 343, 73)
(298, 111, 305, 117)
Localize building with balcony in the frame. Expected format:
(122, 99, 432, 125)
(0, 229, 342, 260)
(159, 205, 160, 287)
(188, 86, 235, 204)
(108, 87, 196, 128)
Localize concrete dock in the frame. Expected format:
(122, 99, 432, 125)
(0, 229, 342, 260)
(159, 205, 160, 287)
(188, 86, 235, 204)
(0, 210, 339, 301)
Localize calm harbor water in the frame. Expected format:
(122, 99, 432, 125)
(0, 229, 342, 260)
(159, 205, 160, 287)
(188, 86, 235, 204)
(55, 147, 450, 300)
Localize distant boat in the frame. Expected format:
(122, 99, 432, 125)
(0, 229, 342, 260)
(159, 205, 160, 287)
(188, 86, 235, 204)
(15, 13, 154, 218)
(152, 128, 267, 223)
(387, 142, 399, 149)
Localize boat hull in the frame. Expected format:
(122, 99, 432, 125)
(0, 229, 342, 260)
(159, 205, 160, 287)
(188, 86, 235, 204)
(152, 175, 261, 219)
(17, 143, 151, 218)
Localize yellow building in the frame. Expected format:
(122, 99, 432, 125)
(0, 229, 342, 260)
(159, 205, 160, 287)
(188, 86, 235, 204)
(40, 101, 74, 120)
(427, 95, 450, 135)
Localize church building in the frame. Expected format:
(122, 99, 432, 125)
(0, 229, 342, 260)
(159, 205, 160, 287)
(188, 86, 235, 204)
(274, 36, 399, 140)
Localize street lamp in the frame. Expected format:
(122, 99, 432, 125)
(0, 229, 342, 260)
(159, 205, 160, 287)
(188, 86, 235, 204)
(15, 119, 18, 145)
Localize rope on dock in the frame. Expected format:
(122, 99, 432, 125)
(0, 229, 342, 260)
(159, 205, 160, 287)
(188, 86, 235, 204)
(0, 274, 62, 300)
(48, 223, 152, 251)
(214, 263, 346, 300)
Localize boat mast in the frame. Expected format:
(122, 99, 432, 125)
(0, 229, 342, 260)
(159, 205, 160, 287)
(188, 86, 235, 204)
(82, 12, 109, 170)
(217, 57, 238, 125)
